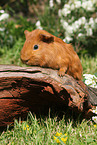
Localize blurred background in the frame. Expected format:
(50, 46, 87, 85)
(0, 0, 97, 74)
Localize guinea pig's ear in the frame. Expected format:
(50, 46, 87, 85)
(24, 30, 30, 38)
(39, 34, 54, 43)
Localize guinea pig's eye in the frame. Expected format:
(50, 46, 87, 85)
(33, 45, 39, 50)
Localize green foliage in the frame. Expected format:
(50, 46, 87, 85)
(0, 16, 35, 48)
(1, 0, 29, 15)
(81, 55, 97, 74)
(37, 6, 61, 36)
(0, 38, 24, 65)
(0, 112, 97, 144)
(0, 10, 35, 61)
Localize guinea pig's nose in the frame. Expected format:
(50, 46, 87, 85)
(23, 60, 29, 63)
(21, 57, 29, 64)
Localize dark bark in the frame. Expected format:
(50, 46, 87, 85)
(0, 65, 97, 127)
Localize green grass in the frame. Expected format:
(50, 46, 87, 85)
(81, 55, 97, 75)
(0, 112, 97, 145)
(0, 38, 24, 66)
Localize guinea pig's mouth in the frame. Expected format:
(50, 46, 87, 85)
(21, 58, 29, 64)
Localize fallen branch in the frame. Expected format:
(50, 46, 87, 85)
(0, 65, 97, 127)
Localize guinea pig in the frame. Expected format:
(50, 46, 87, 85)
(20, 29, 83, 80)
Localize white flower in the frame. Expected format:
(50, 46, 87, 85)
(49, 0, 54, 8)
(82, 0, 94, 11)
(92, 0, 97, 3)
(84, 23, 90, 30)
(72, 23, 79, 32)
(56, 0, 61, 4)
(63, 38, 66, 42)
(61, 4, 71, 16)
(65, 31, 70, 37)
(74, 1, 81, 8)
(95, 18, 97, 23)
(38, 26, 43, 30)
(65, 10, 71, 16)
(68, 17, 74, 23)
(70, 4, 75, 10)
(78, 19, 82, 26)
(86, 28, 93, 36)
(75, 20, 81, 26)
(77, 17, 86, 26)
(61, 8, 71, 16)
(83, 74, 97, 79)
(82, 1, 88, 9)
(92, 116, 97, 123)
(90, 80, 97, 88)
(0, 27, 5, 31)
(87, 6, 94, 11)
(0, 13, 9, 21)
(67, 25, 73, 34)
(92, 80, 97, 84)
(89, 17, 95, 28)
(80, 133, 82, 137)
(65, 36, 73, 42)
(80, 17, 86, 25)
(59, 0, 97, 45)
(89, 17, 94, 24)
(36, 21, 43, 30)
(58, 9, 62, 17)
(87, 1, 94, 11)
(90, 83, 97, 88)
(64, 4, 70, 9)
(83, 74, 97, 88)
(85, 79, 93, 85)
(71, 20, 81, 32)
(0, 10, 5, 13)
(78, 33, 84, 37)
(36, 20, 41, 27)
(94, 84, 97, 88)
(61, 8, 66, 16)
(60, 19, 68, 28)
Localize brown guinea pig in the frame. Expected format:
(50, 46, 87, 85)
(20, 29, 83, 80)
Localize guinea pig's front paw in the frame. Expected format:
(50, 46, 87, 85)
(58, 68, 67, 77)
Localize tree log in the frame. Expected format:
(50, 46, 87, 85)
(0, 65, 97, 127)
